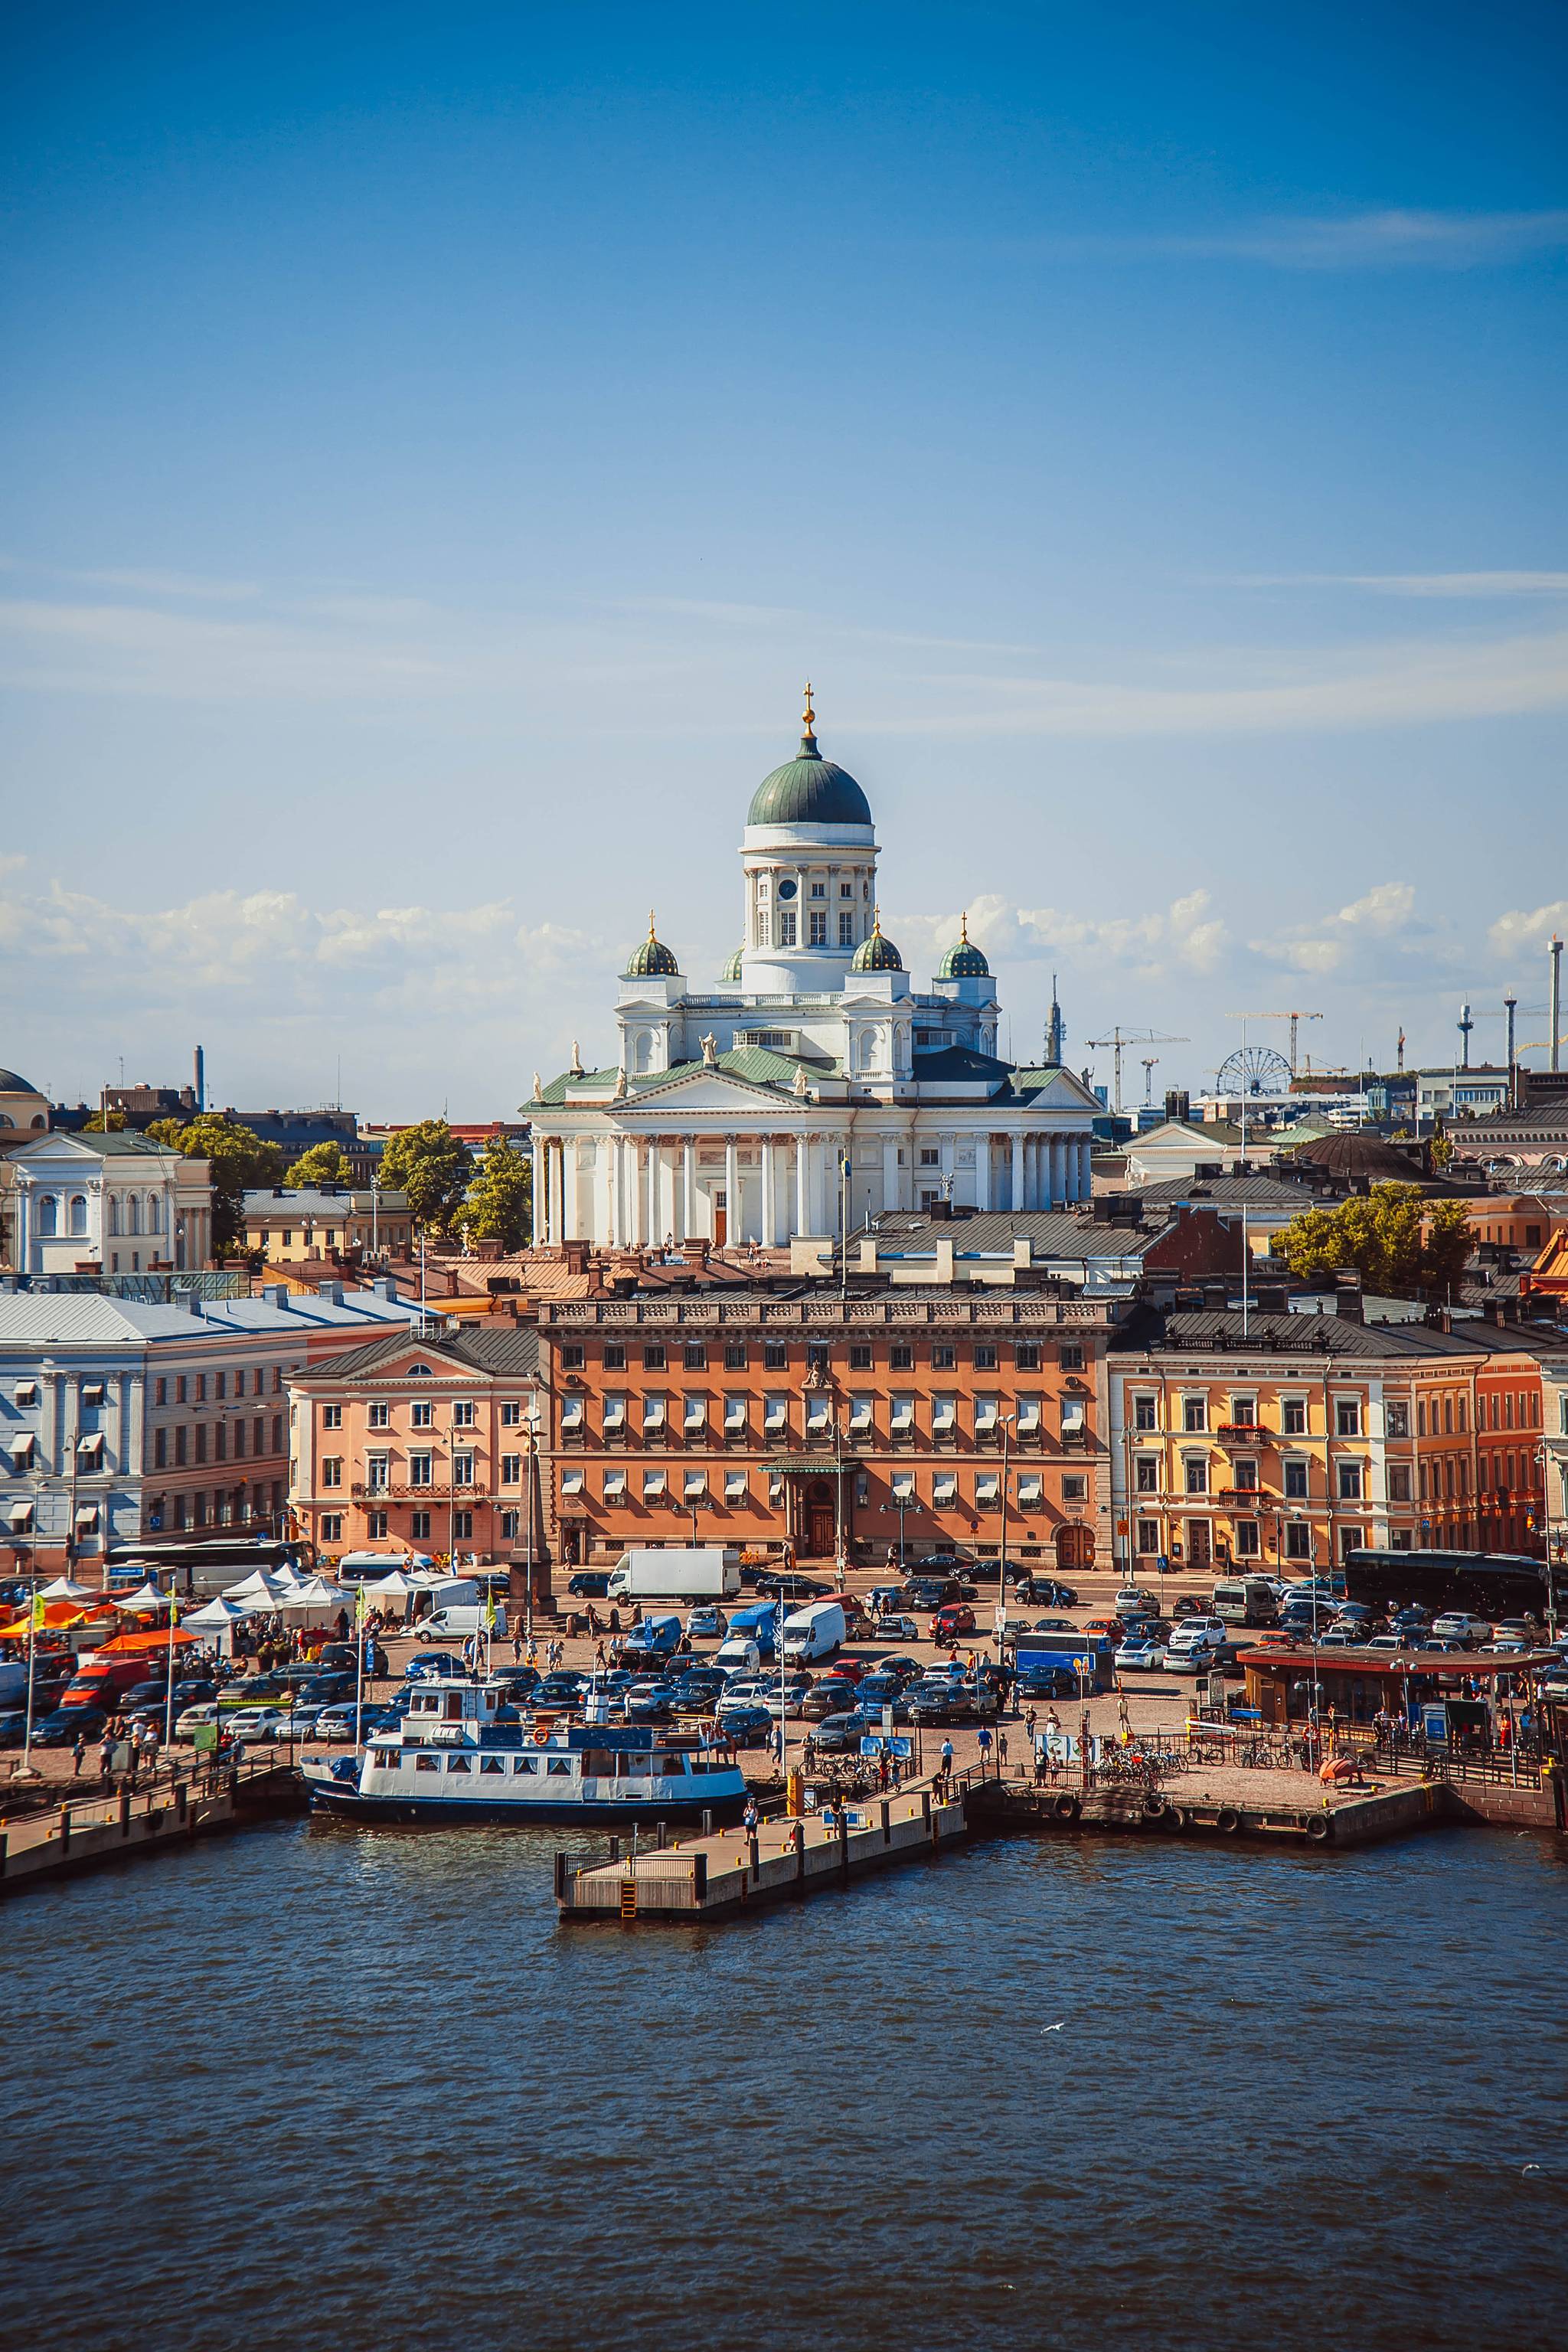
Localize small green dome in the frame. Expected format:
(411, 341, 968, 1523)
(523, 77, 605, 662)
(624, 913, 680, 978)
(720, 945, 744, 983)
(746, 690, 871, 829)
(936, 914, 990, 979)
(851, 916, 903, 973)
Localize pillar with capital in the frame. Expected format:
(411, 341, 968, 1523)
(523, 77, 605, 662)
(1011, 1131, 1024, 1214)
(724, 1138, 739, 1246)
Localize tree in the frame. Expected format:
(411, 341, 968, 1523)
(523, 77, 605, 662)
(378, 1119, 474, 1234)
(285, 1139, 353, 1188)
(83, 1108, 126, 1132)
(1278, 1181, 1470, 1301)
(1429, 1115, 1455, 1169)
(147, 1114, 286, 1256)
(457, 1135, 533, 1251)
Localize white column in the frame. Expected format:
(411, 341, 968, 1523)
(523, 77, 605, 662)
(1011, 1132, 1024, 1214)
(1080, 1136, 1092, 1198)
(683, 1141, 696, 1241)
(795, 1133, 808, 1238)
(760, 1138, 774, 1246)
(881, 1135, 899, 1219)
(724, 1139, 739, 1246)
(648, 1139, 662, 1244)
(531, 1139, 545, 1246)
(975, 1132, 991, 1211)
(939, 1131, 955, 1199)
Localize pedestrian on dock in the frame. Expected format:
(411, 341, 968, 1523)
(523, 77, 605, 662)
(72, 1731, 86, 1779)
(997, 1729, 1009, 1775)
(939, 1737, 954, 1792)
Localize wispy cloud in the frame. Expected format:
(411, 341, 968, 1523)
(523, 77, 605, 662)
(1489, 900, 1568, 960)
(1233, 571, 1568, 599)
(1250, 880, 1432, 978)
(1037, 208, 1568, 270)
(892, 889, 1228, 980)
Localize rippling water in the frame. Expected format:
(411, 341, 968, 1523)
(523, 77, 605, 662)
(5, 1817, 1566, 2350)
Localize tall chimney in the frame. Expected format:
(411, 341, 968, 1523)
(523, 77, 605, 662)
(1552, 936, 1563, 1074)
(194, 1044, 206, 1113)
(1504, 991, 1517, 1107)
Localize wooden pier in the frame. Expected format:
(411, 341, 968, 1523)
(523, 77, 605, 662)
(557, 1782, 969, 1922)
(0, 1757, 304, 1898)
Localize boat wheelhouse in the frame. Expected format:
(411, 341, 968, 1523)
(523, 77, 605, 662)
(299, 1673, 749, 1824)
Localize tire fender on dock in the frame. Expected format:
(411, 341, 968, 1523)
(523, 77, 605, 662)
(1216, 1806, 1242, 1834)
(1053, 1794, 1080, 1822)
(1306, 1813, 1331, 1842)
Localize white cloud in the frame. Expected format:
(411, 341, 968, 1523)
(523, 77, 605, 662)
(1238, 571, 1568, 600)
(1037, 209, 1568, 270)
(892, 888, 1227, 979)
(1488, 900, 1568, 959)
(1250, 880, 1437, 979)
(1338, 882, 1416, 933)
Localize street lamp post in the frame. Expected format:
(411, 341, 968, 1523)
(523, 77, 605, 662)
(524, 1405, 540, 1650)
(998, 1414, 1015, 1604)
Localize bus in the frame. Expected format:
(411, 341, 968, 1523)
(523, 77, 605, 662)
(103, 1534, 310, 1599)
(1338, 1547, 1561, 1626)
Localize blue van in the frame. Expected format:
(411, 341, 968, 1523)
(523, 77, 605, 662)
(1013, 1635, 1114, 1695)
(623, 1613, 682, 1660)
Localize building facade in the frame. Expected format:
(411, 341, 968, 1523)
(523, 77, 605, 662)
(0, 1279, 425, 1573)
(1, 1129, 214, 1276)
(244, 1184, 413, 1266)
(535, 1288, 1123, 1570)
(526, 694, 1099, 1251)
(287, 1324, 543, 1562)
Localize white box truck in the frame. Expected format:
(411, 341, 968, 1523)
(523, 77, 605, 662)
(779, 1598, 848, 1663)
(606, 1547, 741, 1604)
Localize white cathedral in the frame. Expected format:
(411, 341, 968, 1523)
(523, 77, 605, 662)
(528, 692, 1099, 1249)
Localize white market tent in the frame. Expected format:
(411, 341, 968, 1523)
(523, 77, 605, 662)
(182, 1596, 252, 1629)
(224, 1569, 301, 1606)
(364, 1570, 422, 1600)
(37, 1576, 98, 1602)
(276, 1575, 355, 1612)
(113, 1582, 174, 1610)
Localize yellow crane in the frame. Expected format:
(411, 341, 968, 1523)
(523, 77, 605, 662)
(1086, 1025, 1189, 1116)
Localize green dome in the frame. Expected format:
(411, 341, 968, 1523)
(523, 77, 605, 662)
(936, 916, 990, 979)
(747, 694, 871, 828)
(851, 917, 903, 973)
(720, 945, 744, 983)
(624, 914, 680, 978)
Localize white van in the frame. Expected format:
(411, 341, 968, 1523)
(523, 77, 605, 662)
(416, 1602, 508, 1643)
(779, 1599, 847, 1664)
(713, 1636, 763, 1676)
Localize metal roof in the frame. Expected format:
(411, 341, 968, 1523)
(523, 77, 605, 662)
(301, 1325, 541, 1380)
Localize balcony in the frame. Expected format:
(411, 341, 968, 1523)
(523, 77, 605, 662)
(1214, 1423, 1266, 1445)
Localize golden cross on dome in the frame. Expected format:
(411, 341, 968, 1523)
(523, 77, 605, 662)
(802, 681, 815, 731)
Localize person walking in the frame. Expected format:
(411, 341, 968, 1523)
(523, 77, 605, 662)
(72, 1730, 86, 1780)
(99, 1732, 115, 1785)
(939, 1736, 954, 1792)
(976, 1723, 993, 1774)
(997, 1727, 1009, 1775)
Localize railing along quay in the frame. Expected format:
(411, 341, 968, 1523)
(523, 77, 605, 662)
(0, 1753, 303, 1896)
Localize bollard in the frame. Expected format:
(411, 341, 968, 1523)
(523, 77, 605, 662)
(701, 1808, 712, 1837)
(59, 1805, 71, 1855)
(693, 1853, 708, 1903)
(793, 1820, 806, 1885)
(554, 1852, 568, 1903)
(655, 1821, 667, 1851)
(609, 1834, 620, 1864)
(119, 1790, 132, 1840)
(0, 1828, 7, 1880)
(747, 1828, 760, 1880)
(880, 1798, 891, 1847)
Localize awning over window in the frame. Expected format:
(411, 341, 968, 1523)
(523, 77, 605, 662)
(766, 1456, 858, 1477)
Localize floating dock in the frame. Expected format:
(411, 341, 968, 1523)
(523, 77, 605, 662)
(557, 1782, 969, 1922)
(0, 1759, 303, 1898)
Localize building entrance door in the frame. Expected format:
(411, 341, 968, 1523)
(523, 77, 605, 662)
(806, 1479, 835, 1558)
(1057, 1522, 1095, 1571)
(1187, 1519, 1212, 1568)
(714, 1192, 727, 1247)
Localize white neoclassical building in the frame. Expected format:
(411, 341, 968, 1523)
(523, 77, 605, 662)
(1, 1129, 214, 1275)
(527, 694, 1099, 1249)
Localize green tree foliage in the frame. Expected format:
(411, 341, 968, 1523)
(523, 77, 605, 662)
(378, 1119, 474, 1233)
(1429, 1115, 1455, 1168)
(1278, 1182, 1473, 1301)
(83, 1108, 126, 1132)
(457, 1134, 534, 1251)
(146, 1114, 286, 1256)
(285, 1139, 353, 1188)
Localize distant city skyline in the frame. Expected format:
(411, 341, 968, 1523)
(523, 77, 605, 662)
(3, 3, 1563, 1115)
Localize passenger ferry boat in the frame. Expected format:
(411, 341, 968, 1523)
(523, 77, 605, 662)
(298, 1674, 749, 1825)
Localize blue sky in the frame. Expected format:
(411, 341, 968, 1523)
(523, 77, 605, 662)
(3, 2, 1564, 1116)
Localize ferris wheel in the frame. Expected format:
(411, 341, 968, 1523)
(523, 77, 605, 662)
(1216, 1044, 1292, 1096)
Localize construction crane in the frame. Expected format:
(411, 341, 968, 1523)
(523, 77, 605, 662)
(1141, 1056, 1160, 1106)
(1227, 1008, 1323, 1076)
(1086, 1026, 1189, 1116)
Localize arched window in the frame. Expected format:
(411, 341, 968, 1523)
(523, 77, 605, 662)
(38, 1194, 59, 1236)
(146, 1194, 162, 1234)
(0, 1114, 12, 1129)
(108, 1195, 121, 1235)
(69, 1194, 87, 1236)
(126, 1195, 142, 1235)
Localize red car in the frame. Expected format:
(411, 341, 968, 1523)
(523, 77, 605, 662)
(828, 1656, 870, 1684)
(930, 1604, 977, 1642)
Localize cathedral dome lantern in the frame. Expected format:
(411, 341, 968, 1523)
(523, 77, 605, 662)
(851, 912, 904, 972)
(623, 912, 681, 978)
(936, 913, 989, 980)
(746, 685, 873, 829)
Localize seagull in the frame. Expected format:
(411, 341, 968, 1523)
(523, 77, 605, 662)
(1040, 2021, 1066, 2034)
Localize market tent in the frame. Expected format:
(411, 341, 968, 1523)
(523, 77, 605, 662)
(181, 1596, 252, 1629)
(277, 1576, 355, 1611)
(113, 1582, 174, 1611)
(96, 1627, 199, 1655)
(363, 1570, 422, 1600)
(0, 1599, 116, 1639)
(224, 1569, 301, 1606)
(37, 1576, 99, 1602)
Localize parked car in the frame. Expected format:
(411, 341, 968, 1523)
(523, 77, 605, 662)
(1016, 1666, 1079, 1700)
(685, 1605, 728, 1642)
(31, 1707, 108, 1746)
(0, 1709, 31, 1748)
(764, 1677, 816, 1720)
(273, 1704, 330, 1740)
(1114, 1587, 1161, 1619)
(1431, 1612, 1491, 1647)
(801, 1678, 861, 1720)
(810, 1710, 874, 1754)
(405, 1651, 465, 1681)
(566, 1571, 612, 1599)
(536, 1672, 590, 1709)
(714, 1704, 774, 1748)
(174, 1703, 223, 1741)
(311, 1704, 369, 1744)
(229, 1707, 292, 1743)
(1114, 1635, 1165, 1672)
(1169, 1594, 1208, 1619)
(874, 1613, 921, 1643)
(931, 1604, 977, 1643)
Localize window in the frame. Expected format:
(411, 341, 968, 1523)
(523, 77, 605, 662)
(1442, 1397, 1453, 1436)
(778, 909, 797, 946)
(603, 1344, 626, 1370)
(1233, 1459, 1258, 1493)
(1416, 1400, 1428, 1438)
(1235, 1521, 1260, 1558)
(1385, 1400, 1409, 1439)
(643, 1344, 666, 1370)
(560, 1397, 584, 1432)
(1282, 1396, 1307, 1436)
(154, 1428, 167, 1469)
(322, 1403, 342, 1429)
(839, 912, 854, 946)
(684, 1397, 707, 1434)
(974, 1396, 999, 1435)
(849, 1343, 873, 1370)
(808, 910, 828, 945)
(321, 1458, 343, 1489)
(560, 1344, 585, 1369)
(1060, 1344, 1083, 1372)
(932, 1396, 957, 1437)
(453, 1511, 472, 1540)
(1183, 1396, 1207, 1433)
(763, 1341, 788, 1370)
(1135, 1455, 1159, 1494)
(501, 1455, 521, 1484)
(411, 1511, 432, 1539)
(1184, 1458, 1209, 1495)
(809, 880, 826, 898)
(409, 1452, 433, 1488)
(724, 1470, 748, 1502)
(453, 1400, 475, 1428)
(367, 1511, 388, 1540)
(975, 1472, 1001, 1508)
(1338, 1461, 1364, 1501)
(932, 1344, 956, 1370)
(366, 1454, 390, 1491)
(1284, 1459, 1308, 1499)
(763, 1395, 789, 1435)
(1015, 1344, 1041, 1373)
(1456, 1396, 1467, 1434)
(642, 1469, 667, 1500)
(271, 1413, 283, 1454)
(1285, 1523, 1312, 1561)
(724, 1343, 747, 1370)
(642, 1395, 666, 1430)
(1135, 1517, 1160, 1555)
(724, 1396, 747, 1436)
(973, 1344, 998, 1371)
(501, 1402, 523, 1427)
(501, 1510, 520, 1539)
(1015, 1399, 1040, 1436)
(1388, 1464, 1412, 1503)
(320, 1514, 343, 1543)
(1060, 1400, 1086, 1441)
(368, 1402, 390, 1429)
(890, 1395, 916, 1436)
(452, 1452, 475, 1486)
(603, 1394, 626, 1432)
(194, 1426, 207, 1464)
(683, 1344, 708, 1371)
(890, 1344, 913, 1372)
(683, 1470, 707, 1501)
(1061, 1475, 1086, 1503)
(175, 1427, 188, 1467)
(1133, 1395, 1158, 1432)
(1335, 1399, 1361, 1438)
(848, 1394, 874, 1434)
(1230, 1395, 1256, 1427)
(1017, 1473, 1042, 1507)
(805, 1394, 832, 1436)
(933, 1472, 958, 1507)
